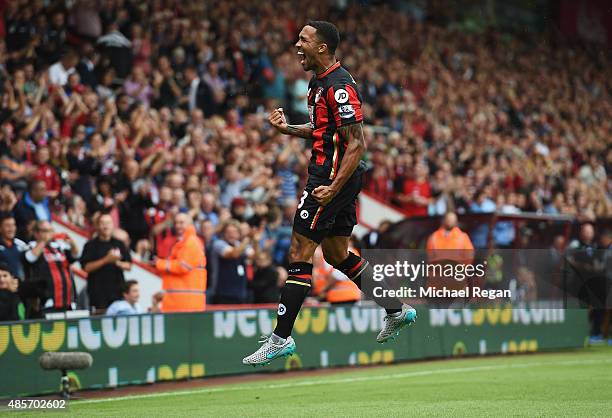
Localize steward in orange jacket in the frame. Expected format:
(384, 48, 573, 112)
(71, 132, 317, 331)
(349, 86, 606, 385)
(154, 213, 207, 312)
(425, 212, 475, 294)
(426, 212, 474, 264)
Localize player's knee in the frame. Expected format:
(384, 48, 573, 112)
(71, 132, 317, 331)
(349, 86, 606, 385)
(322, 246, 348, 267)
(288, 238, 316, 263)
(288, 245, 305, 263)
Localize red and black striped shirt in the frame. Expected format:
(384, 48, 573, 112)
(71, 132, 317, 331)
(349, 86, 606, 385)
(307, 61, 364, 180)
(25, 241, 76, 310)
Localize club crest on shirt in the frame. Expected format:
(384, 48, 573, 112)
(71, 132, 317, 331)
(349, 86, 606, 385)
(339, 104, 355, 119)
(44, 250, 67, 263)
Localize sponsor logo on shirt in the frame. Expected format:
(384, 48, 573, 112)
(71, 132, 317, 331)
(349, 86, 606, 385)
(334, 88, 349, 104)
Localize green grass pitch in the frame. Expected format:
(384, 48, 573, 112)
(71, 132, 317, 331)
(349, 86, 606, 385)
(13, 346, 612, 417)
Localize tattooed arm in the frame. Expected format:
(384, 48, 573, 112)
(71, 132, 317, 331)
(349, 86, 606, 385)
(268, 108, 313, 139)
(312, 122, 366, 205)
(285, 123, 314, 139)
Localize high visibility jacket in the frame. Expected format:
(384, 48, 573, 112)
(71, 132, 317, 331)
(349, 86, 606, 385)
(326, 280, 361, 303)
(155, 225, 207, 312)
(426, 227, 474, 264)
(426, 226, 474, 292)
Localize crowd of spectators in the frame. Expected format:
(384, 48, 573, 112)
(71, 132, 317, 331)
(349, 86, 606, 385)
(353, 13, 610, 222)
(0, 1, 609, 319)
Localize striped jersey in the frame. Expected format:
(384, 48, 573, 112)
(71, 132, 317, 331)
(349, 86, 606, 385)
(24, 240, 76, 310)
(307, 61, 363, 180)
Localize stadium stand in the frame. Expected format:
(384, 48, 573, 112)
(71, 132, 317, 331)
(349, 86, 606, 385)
(0, 0, 609, 328)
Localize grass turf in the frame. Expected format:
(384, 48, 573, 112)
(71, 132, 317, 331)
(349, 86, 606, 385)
(12, 346, 612, 417)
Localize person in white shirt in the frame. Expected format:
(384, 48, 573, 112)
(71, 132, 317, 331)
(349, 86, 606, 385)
(48, 51, 78, 86)
(105, 280, 142, 315)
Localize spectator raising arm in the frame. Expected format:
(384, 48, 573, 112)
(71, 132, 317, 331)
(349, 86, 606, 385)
(220, 235, 252, 259)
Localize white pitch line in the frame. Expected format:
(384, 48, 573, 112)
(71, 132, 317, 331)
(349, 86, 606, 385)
(77, 357, 612, 405)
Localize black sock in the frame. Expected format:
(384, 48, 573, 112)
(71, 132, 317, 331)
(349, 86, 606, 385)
(336, 252, 401, 315)
(336, 252, 367, 288)
(273, 262, 312, 339)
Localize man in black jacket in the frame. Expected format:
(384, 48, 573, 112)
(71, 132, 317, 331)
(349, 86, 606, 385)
(183, 66, 214, 117)
(251, 251, 281, 303)
(81, 213, 132, 313)
(567, 223, 606, 341)
(0, 214, 28, 279)
(76, 43, 99, 89)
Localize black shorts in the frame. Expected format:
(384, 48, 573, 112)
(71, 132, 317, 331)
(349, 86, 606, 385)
(293, 167, 363, 244)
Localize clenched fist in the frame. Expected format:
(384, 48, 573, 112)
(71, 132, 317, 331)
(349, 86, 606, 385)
(268, 108, 289, 134)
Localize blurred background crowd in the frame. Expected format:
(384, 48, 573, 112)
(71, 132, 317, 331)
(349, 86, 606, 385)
(0, 0, 609, 336)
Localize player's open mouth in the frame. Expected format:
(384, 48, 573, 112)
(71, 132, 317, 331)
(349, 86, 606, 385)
(297, 51, 305, 65)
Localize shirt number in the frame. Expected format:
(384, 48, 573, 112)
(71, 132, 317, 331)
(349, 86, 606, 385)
(298, 190, 308, 209)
